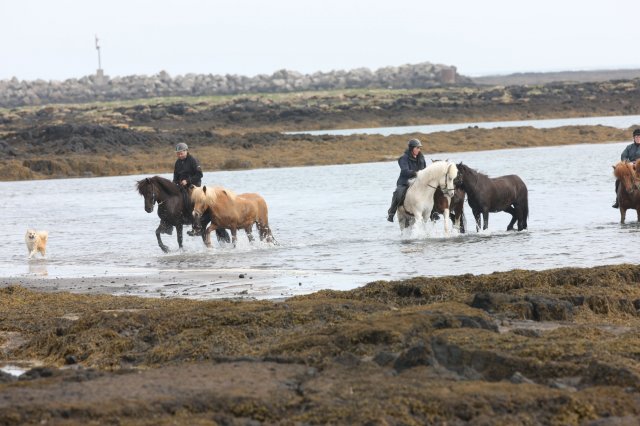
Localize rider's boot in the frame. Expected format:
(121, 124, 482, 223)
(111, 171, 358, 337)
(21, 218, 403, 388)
(612, 199, 619, 209)
(387, 192, 399, 222)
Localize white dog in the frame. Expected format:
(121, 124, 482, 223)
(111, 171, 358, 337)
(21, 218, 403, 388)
(25, 229, 48, 259)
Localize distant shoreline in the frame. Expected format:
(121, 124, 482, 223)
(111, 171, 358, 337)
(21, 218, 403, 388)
(2, 78, 640, 181)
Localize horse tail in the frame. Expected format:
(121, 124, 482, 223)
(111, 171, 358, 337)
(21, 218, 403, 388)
(254, 196, 276, 244)
(520, 181, 529, 229)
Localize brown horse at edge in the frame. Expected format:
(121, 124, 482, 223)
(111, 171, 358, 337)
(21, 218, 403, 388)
(613, 161, 640, 224)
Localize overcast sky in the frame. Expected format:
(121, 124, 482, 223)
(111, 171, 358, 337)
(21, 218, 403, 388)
(1, 0, 638, 81)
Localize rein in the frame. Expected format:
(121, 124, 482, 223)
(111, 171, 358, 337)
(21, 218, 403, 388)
(426, 166, 455, 195)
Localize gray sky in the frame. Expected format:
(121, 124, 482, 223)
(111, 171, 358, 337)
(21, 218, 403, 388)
(1, 0, 638, 81)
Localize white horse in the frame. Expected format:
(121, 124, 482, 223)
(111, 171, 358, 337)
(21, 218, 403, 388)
(397, 160, 458, 234)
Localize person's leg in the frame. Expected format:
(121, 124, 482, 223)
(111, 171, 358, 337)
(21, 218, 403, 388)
(612, 179, 620, 208)
(387, 185, 406, 222)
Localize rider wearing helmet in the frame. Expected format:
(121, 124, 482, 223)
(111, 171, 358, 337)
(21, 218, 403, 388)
(612, 128, 640, 208)
(387, 138, 427, 222)
(173, 142, 203, 236)
(173, 143, 203, 187)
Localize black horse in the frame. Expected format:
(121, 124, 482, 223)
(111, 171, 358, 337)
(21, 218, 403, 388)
(136, 176, 230, 252)
(455, 163, 528, 232)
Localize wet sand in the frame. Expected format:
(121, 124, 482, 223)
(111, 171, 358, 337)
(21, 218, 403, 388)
(0, 269, 313, 301)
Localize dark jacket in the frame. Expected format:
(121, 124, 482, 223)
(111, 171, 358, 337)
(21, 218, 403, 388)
(621, 142, 640, 162)
(173, 154, 203, 187)
(396, 149, 427, 186)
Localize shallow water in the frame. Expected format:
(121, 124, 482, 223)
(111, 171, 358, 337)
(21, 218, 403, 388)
(293, 114, 640, 136)
(1, 141, 638, 299)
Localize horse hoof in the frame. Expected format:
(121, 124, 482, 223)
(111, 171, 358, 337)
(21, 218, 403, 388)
(160, 246, 169, 253)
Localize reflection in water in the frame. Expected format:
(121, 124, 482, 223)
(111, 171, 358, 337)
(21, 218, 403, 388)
(293, 114, 640, 136)
(28, 260, 48, 276)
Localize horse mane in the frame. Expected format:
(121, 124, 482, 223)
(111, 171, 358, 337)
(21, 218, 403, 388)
(613, 161, 635, 181)
(191, 185, 237, 205)
(136, 176, 181, 196)
(457, 162, 486, 179)
(418, 160, 450, 182)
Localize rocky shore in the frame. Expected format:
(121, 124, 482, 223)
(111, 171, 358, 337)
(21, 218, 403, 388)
(0, 62, 466, 108)
(2, 265, 640, 424)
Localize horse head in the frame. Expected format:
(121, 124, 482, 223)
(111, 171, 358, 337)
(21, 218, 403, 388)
(614, 161, 637, 193)
(136, 177, 156, 213)
(191, 185, 221, 222)
(190, 186, 206, 221)
(455, 162, 479, 189)
(441, 162, 458, 196)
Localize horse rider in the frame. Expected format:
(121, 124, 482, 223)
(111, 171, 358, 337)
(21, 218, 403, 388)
(173, 143, 230, 242)
(387, 138, 427, 222)
(612, 128, 640, 208)
(173, 142, 203, 234)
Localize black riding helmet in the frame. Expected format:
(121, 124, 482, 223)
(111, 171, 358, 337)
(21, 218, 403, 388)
(633, 129, 640, 137)
(408, 138, 423, 148)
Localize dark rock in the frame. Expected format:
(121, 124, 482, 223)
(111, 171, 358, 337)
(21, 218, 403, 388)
(393, 345, 432, 372)
(333, 352, 361, 367)
(0, 370, 17, 383)
(526, 296, 573, 321)
(19, 367, 57, 381)
(373, 351, 397, 366)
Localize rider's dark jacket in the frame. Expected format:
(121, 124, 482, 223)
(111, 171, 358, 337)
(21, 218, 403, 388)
(621, 142, 640, 162)
(173, 154, 203, 187)
(396, 149, 426, 186)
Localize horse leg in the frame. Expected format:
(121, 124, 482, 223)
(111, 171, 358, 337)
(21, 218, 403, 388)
(216, 228, 231, 244)
(620, 207, 627, 224)
(505, 206, 517, 231)
(259, 224, 276, 244)
(513, 205, 527, 231)
(473, 211, 481, 232)
(443, 207, 450, 234)
(155, 225, 169, 253)
(203, 223, 220, 248)
(230, 228, 238, 247)
(458, 210, 466, 234)
(245, 226, 255, 242)
(482, 211, 489, 231)
(265, 227, 276, 244)
(176, 224, 184, 249)
(257, 223, 266, 241)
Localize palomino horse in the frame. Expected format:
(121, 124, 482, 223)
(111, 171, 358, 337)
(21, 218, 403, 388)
(613, 161, 640, 223)
(454, 163, 528, 232)
(136, 176, 229, 252)
(190, 185, 275, 247)
(397, 160, 458, 234)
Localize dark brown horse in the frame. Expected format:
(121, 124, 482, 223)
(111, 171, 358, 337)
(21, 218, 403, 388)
(434, 187, 466, 233)
(613, 161, 640, 223)
(136, 176, 229, 252)
(455, 163, 528, 232)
